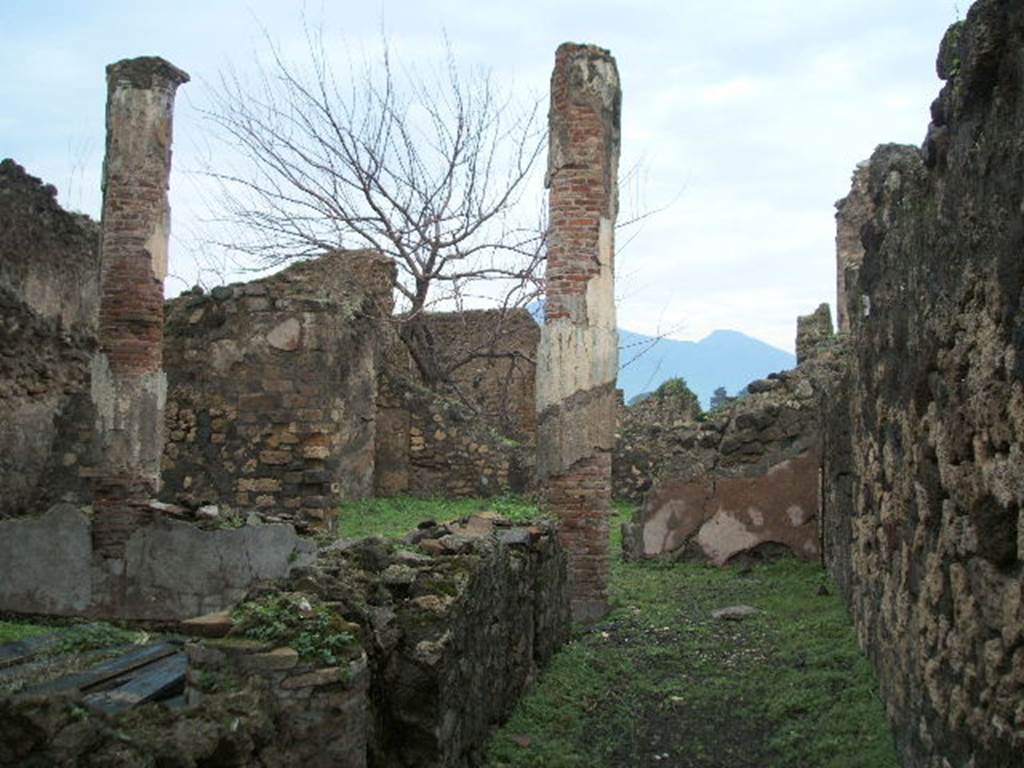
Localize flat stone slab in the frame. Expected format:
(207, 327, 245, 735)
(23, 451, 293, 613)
(711, 605, 760, 621)
(0, 504, 92, 615)
(180, 611, 234, 638)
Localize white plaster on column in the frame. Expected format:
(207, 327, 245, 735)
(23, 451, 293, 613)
(146, 211, 170, 282)
(535, 322, 618, 412)
(586, 217, 617, 331)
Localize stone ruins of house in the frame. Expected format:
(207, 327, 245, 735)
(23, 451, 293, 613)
(0, 48, 574, 768)
(535, 43, 621, 624)
(3, 7, 1024, 765)
(619, 309, 838, 566)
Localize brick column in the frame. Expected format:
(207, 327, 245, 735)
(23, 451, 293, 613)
(536, 44, 620, 624)
(91, 57, 188, 558)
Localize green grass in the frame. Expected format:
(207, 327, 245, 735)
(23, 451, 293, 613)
(0, 620, 151, 696)
(336, 495, 543, 539)
(486, 505, 898, 768)
(0, 620, 51, 644)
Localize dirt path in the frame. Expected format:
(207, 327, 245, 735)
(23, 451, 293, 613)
(486, 517, 898, 768)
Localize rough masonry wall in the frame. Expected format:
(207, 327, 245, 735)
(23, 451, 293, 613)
(621, 356, 833, 565)
(1, 514, 569, 767)
(162, 251, 395, 528)
(537, 43, 621, 623)
(0, 503, 316, 620)
(375, 312, 537, 499)
(834, 163, 871, 334)
(417, 309, 539, 442)
(0, 159, 100, 328)
(795, 302, 835, 365)
(320, 514, 569, 767)
(824, 3, 1024, 764)
(0, 162, 100, 517)
(613, 386, 702, 502)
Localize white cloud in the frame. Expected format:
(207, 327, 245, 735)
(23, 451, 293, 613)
(3, 0, 959, 361)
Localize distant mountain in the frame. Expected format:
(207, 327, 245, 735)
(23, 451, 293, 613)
(525, 303, 794, 408)
(617, 328, 795, 409)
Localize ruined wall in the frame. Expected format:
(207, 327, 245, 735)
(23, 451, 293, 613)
(0, 502, 316, 620)
(613, 385, 701, 502)
(0, 159, 100, 328)
(1, 512, 568, 767)
(322, 514, 569, 767)
(823, 3, 1024, 764)
(834, 163, 871, 334)
(795, 302, 834, 365)
(416, 309, 539, 441)
(0, 161, 100, 517)
(375, 313, 537, 500)
(162, 250, 395, 528)
(2, 639, 368, 768)
(622, 358, 833, 564)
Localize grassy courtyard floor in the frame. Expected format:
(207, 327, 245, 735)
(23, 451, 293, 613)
(339, 496, 898, 768)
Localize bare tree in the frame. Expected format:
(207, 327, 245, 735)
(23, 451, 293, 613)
(198, 26, 547, 384)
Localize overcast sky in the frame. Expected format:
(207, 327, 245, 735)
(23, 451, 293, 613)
(2, 1, 960, 351)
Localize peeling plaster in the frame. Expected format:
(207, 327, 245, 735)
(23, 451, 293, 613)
(535, 322, 617, 412)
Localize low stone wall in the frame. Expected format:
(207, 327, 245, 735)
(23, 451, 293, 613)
(821, 3, 1024, 764)
(161, 251, 395, 527)
(319, 513, 569, 767)
(186, 642, 370, 768)
(1, 512, 568, 767)
(0, 503, 315, 621)
(622, 360, 832, 564)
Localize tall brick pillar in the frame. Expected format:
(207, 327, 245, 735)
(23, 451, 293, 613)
(536, 44, 620, 624)
(91, 57, 189, 558)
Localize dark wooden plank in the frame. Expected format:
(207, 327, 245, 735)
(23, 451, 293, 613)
(83, 653, 187, 715)
(21, 642, 180, 696)
(0, 623, 115, 670)
(0, 632, 62, 670)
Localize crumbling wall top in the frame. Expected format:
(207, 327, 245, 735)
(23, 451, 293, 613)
(107, 56, 190, 89)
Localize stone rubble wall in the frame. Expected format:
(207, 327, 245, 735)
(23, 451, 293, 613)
(0, 161, 100, 518)
(795, 302, 835, 366)
(413, 309, 539, 442)
(612, 387, 703, 503)
(0, 159, 100, 329)
(621, 358, 834, 564)
(823, 2, 1024, 764)
(0, 513, 569, 768)
(161, 250, 395, 528)
(0, 646, 368, 768)
(315, 513, 569, 767)
(375, 311, 538, 499)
